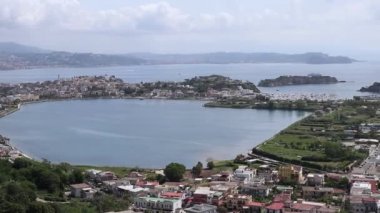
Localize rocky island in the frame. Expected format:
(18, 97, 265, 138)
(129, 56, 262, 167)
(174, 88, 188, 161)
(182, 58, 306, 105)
(360, 82, 380, 93)
(258, 74, 339, 87)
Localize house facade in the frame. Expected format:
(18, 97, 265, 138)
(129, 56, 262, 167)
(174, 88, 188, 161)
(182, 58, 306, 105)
(134, 197, 182, 213)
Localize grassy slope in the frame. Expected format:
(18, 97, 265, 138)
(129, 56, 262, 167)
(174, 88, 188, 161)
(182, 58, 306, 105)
(258, 101, 379, 170)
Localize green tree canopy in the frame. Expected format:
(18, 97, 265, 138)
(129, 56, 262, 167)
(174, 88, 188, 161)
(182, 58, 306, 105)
(207, 161, 215, 170)
(69, 169, 84, 184)
(191, 162, 203, 177)
(164, 163, 186, 182)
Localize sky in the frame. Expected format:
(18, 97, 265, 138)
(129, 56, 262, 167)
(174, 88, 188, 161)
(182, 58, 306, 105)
(0, 0, 379, 59)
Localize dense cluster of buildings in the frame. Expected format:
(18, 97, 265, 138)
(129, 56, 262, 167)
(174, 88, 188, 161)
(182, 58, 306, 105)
(0, 134, 26, 161)
(1, 76, 380, 212)
(0, 75, 261, 106)
(65, 162, 380, 213)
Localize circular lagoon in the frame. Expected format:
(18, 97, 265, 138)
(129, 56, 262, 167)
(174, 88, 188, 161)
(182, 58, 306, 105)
(0, 99, 307, 168)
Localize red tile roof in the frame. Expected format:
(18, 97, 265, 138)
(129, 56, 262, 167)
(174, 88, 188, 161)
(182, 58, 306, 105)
(362, 197, 377, 203)
(266, 202, 284, 210)
(291, 203, 317, 211)
(273, 193, 291, 203)
(70, 183, 91, 189)
(160, 192, 185, 199)
(245, 201, 265, 207)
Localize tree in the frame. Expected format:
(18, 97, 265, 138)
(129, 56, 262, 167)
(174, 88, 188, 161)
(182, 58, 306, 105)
(234, 154, 245, 163)
(93, 194, 131, 212)
(3, 182, 37, 205)
(0, 202, 25, 213)
(324, 142, 354, 161)
(27, 202, 55, 213)
(156, 174, 166, 184)
(325, 177, 350, 190)
(191, 162, 203, 177)
(145, 173, 158, 182)
(207, 161, 215, 170)
(69, 169, 84, 184)
(33, 169, 61, 193)
(164, 163, 186, 182)
(13, 158, 32, 169)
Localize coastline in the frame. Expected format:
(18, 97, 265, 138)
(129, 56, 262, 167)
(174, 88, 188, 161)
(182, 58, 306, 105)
(0, 106, 19, 118)
(0, 96, 308, 168)
(0, 96, 215, 167)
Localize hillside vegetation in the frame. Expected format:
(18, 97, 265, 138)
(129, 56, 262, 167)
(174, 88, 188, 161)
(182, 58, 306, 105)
(255, 100, 380, 171)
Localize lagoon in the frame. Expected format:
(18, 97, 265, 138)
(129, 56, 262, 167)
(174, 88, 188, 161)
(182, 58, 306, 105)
(0, 99, 307, 168)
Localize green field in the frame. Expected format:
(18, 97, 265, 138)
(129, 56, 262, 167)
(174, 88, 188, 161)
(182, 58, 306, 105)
(256, 100, 379, 171)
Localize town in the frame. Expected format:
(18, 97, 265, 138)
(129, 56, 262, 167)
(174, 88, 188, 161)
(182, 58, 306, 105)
(0, 75, 260, 106)
(4, 151, 378, 213)
(0, 75, 380, 213)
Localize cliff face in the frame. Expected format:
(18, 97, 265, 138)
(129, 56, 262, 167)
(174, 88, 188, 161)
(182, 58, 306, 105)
(258, 75, 339, 87)
(360, 82, 380, 93)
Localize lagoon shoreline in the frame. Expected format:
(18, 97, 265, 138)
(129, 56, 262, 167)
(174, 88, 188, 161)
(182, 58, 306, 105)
(0, 96, 309, 169)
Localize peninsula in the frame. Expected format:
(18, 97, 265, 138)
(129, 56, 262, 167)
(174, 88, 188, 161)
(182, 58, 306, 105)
(258, 74, 339, 87)
(0, 75, 260, 104)
(360, 82, 380, 93)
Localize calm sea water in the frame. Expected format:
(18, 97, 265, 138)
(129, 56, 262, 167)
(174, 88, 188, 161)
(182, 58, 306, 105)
(0, 99, 306, 168)
(0, 63, 378, 167)
(0, 62, 379, 99)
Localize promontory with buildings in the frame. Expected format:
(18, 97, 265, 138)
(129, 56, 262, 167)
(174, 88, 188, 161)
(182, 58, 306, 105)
(0, 75, 260, 104)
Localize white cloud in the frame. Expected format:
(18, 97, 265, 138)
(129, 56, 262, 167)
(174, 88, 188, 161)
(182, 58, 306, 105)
(1, 0, 379, 34)
(0, 0, 191, 33)
(0, 0, 379, 57)
(0, 0, 81, 28)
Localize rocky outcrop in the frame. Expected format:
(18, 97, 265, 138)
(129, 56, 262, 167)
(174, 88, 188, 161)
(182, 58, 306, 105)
(258, 75, 339, 87)
(360, 82, 380, 93)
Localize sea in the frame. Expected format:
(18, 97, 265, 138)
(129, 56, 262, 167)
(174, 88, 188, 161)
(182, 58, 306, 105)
(0, 62, 378, 168)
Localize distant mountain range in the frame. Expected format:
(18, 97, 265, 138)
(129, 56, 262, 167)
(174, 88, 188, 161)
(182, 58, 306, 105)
(0, 42, 357, 70)
(0, 42, 49, 54)
(127, 52, 356, 65)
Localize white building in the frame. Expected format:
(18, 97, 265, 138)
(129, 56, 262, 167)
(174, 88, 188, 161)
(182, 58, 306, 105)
(117, 185, 147, 197)
(234, 166, 255, 182)
(134, 197, 182, 213)
(350, 182, 372, 196)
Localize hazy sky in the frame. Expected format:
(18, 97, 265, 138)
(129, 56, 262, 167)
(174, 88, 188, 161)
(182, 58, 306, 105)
(0, 0, 379, 59)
